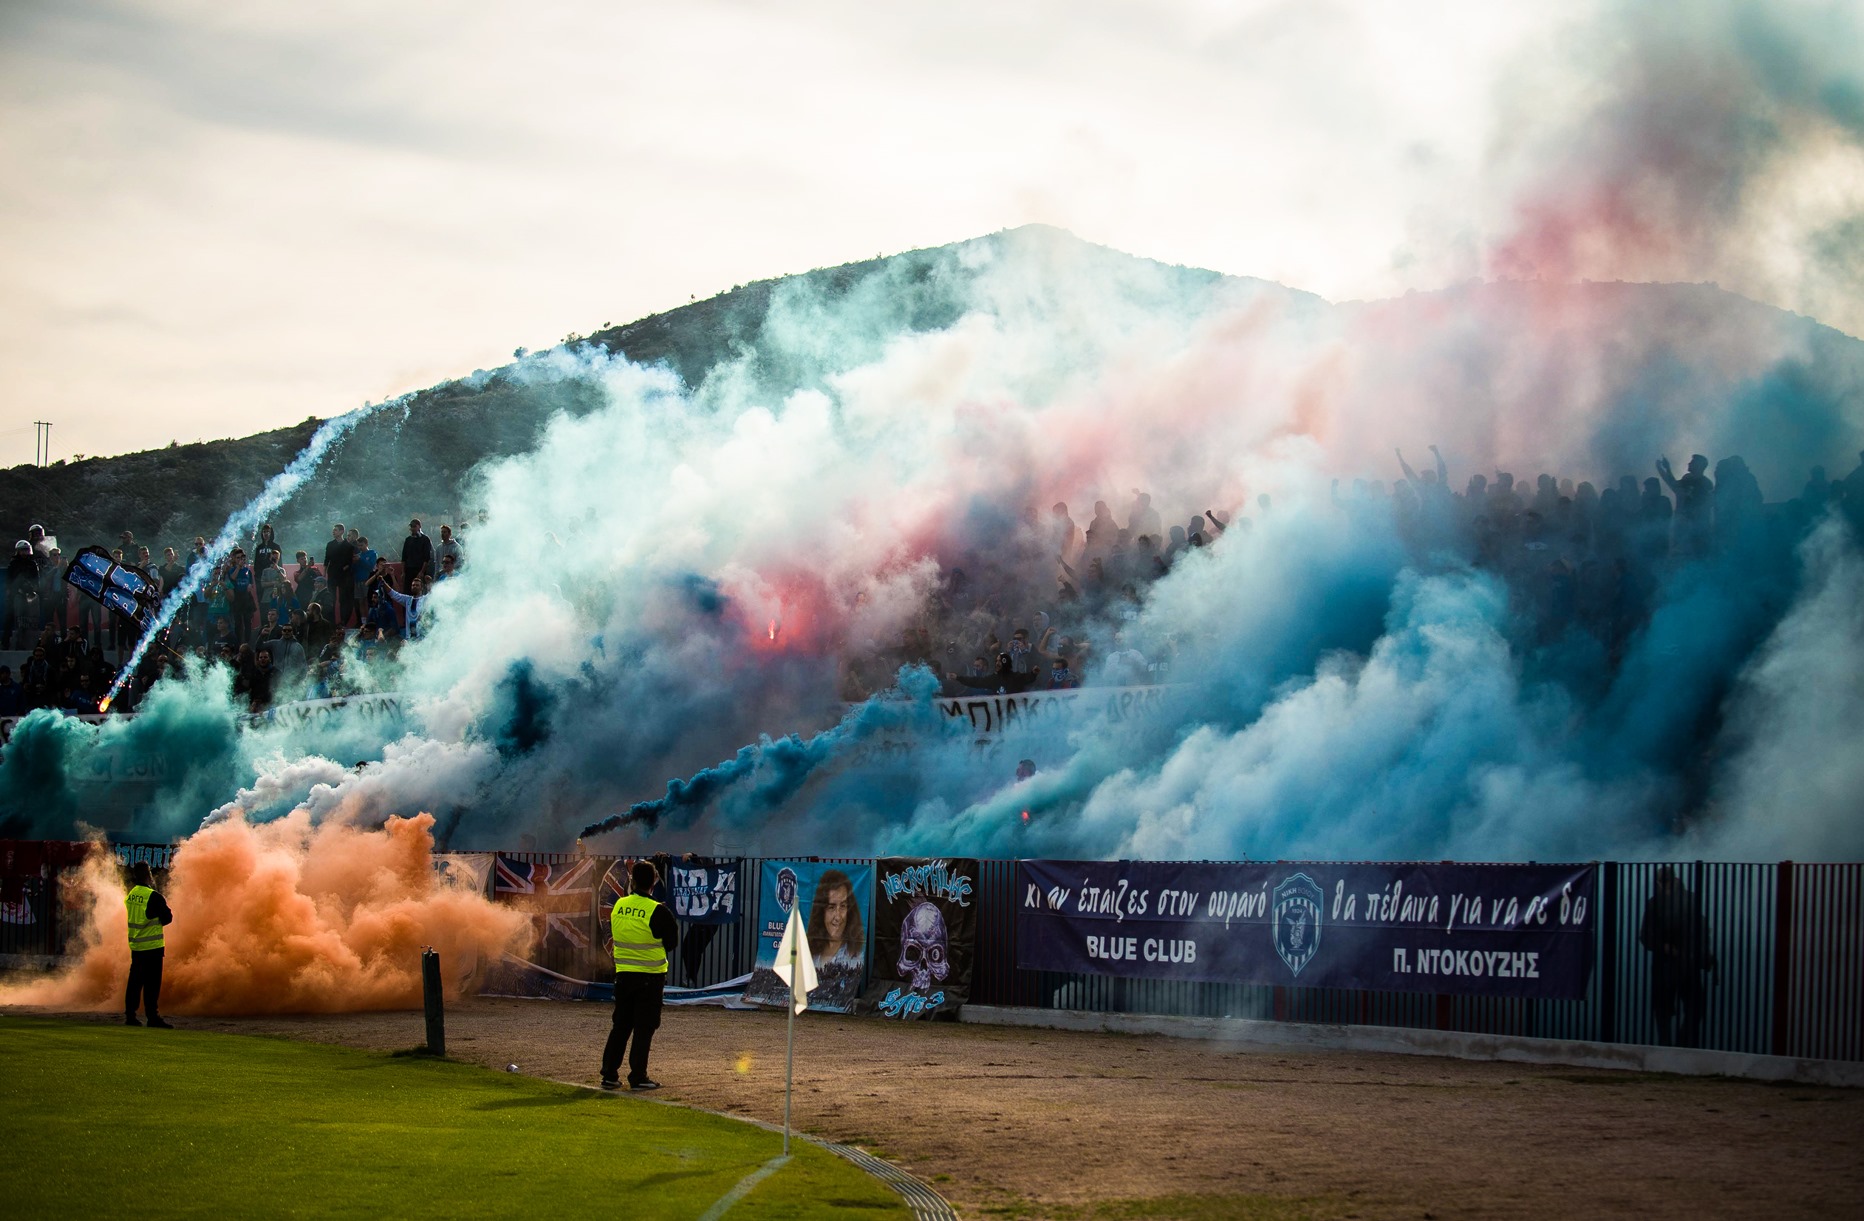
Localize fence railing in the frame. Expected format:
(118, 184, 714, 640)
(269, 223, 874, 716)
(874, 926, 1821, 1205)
(7, 843, 1859, 1062)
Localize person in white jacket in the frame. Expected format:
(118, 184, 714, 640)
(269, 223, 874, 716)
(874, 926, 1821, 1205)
(369, 570, 432, 639)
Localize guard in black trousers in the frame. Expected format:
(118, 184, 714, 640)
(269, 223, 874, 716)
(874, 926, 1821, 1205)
(123, 861, 175, 1028)
(601, 859, 677, 1090)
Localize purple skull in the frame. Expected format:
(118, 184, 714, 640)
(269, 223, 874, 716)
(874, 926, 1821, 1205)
(897, 901, 950, 992)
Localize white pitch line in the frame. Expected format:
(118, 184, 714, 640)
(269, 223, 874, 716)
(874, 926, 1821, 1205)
(695, 1154, 790, 1221)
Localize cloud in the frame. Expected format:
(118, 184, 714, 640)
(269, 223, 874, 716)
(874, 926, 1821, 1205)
(1484, 0, 1864, 335)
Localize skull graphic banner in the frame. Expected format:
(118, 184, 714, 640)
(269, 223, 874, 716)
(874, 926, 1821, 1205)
(861, 857, 979, 1019)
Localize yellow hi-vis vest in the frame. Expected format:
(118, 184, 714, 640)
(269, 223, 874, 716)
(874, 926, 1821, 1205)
(125, 885, 165, 951)
(611, 894, 667, 975)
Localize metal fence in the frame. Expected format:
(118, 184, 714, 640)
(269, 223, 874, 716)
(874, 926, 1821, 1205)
(1, 841, 180, 960)
(7, 844, 1859, 1062)
(487, 854, 1856, 1061)
(959, 859, 1861, 1062)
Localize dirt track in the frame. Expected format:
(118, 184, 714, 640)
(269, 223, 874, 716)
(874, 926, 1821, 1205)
(12, 997, 1861, 1219)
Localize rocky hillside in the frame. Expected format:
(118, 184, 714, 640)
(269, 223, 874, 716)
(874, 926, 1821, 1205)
(0, 226, 1242, 558)
(3, 224, 1858, 563)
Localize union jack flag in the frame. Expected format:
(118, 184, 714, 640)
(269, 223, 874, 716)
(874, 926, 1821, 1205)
(494, 856, 598, 953)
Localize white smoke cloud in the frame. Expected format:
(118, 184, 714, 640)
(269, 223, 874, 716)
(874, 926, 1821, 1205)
(1693, 517, 1864, 859)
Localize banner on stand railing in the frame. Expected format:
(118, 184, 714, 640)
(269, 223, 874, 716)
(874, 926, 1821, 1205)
(1016, 859, 1596, 1000)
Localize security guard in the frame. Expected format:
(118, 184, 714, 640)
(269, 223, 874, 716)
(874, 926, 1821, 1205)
(600, 859, 677, 1090)
(124, 862, 174, 1028)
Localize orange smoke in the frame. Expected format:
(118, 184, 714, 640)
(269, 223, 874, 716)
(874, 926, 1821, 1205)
(0, 812, 530, 1015)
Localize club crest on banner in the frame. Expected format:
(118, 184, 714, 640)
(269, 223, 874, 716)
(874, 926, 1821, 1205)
(1272, 872, 1323, 978)
(774, 867, 799, 915)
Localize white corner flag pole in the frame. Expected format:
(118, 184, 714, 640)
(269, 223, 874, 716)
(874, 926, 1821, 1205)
(773, 905, 816, 1159)
(784, 931, 796, 1157)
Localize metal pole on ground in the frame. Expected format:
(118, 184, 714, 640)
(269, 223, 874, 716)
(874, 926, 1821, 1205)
(422, 947, 446, 1056)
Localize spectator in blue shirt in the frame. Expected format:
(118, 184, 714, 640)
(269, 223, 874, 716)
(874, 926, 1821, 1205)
(353, 536, 378, 613)
(362, 583, 399, 639)
(225, 548, 255, 646)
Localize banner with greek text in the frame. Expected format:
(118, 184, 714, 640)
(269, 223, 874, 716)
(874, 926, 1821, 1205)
(1015, 860, 1596, 999)
(860, 858, 979, 1020)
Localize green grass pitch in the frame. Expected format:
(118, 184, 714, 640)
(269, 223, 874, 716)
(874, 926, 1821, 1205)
(0, 1016, 907, 1220)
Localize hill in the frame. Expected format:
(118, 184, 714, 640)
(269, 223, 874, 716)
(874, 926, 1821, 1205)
(0, 226, 1263, 556)
(2, 225, 1859, 560)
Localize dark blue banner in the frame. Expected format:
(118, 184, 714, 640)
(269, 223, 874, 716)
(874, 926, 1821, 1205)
(1016, 860, 1596, 999)
(667, 860, 742, 924)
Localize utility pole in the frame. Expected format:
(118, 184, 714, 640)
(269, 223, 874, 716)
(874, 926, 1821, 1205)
(33, 421, 51, 466)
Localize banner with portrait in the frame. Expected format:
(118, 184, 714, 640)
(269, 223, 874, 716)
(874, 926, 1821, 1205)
(860, 857, 979, 1020)
(742, 860, 873, 1014)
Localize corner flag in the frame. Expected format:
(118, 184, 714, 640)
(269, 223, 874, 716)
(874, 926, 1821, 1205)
(772, 905, 817, 1014)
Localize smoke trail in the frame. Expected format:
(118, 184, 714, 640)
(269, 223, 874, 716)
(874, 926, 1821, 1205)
(203, 754, 354, 827)
(580, 665, 948, 838)
(103, 397, 405, 707)
(0, 811, 529, 1015)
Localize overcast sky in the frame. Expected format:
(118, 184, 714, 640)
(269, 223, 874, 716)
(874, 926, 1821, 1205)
(3, 0, 1860, 462)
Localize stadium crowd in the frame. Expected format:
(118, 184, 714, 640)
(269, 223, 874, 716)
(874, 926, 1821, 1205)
(0, 517, 464, 716)
(5, 445, 1864, 717)
(847, 446, 1864, 700)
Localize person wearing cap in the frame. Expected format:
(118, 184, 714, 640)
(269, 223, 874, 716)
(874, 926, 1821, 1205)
(5, 540, 40, 649)
(124, 861, 174, 1028)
